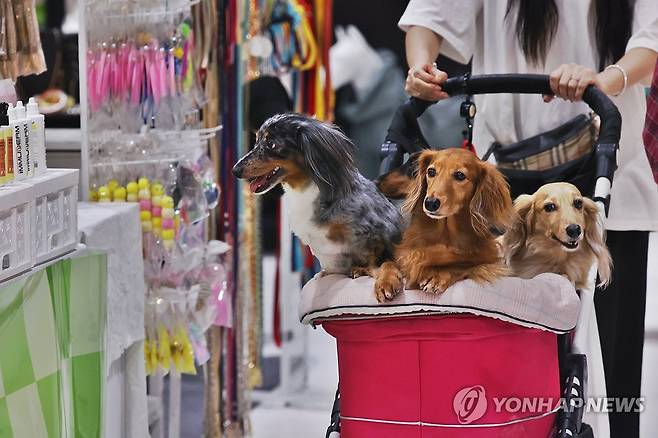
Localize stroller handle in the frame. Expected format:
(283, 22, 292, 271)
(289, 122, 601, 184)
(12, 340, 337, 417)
(383, 73, 620, 208)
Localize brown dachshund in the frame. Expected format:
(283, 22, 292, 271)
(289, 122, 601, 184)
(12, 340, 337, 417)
(374, 149, 515, 302)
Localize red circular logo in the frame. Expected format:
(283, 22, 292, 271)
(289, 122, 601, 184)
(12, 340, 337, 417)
(453, 385, 487, 424)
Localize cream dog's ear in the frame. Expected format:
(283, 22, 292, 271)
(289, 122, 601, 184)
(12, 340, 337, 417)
(583, 198, 613, 288)
(503, 194, 534, 264)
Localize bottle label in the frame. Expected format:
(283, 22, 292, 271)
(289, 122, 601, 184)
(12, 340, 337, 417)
(6, 133, 13, 175)
(0, 136, 5, 178)
(31, 121, 39, 171)
(23, 122, 31, 175)
(14, 124, 24, 177)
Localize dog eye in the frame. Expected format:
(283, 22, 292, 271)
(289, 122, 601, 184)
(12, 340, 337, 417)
(453, 171, 466, 181)
(573, 199, 583, 209)
(544, 203, 557, 213)
(266, 140, 277, 150)
(427, 168, 436, 177)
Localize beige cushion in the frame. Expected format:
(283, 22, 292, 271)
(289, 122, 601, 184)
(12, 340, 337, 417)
(299, 273, 580, 333)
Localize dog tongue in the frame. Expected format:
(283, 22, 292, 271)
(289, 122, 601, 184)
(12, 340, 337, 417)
(249, 176, 268, 193)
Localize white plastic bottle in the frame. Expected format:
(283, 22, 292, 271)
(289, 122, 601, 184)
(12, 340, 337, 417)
(7, 103, 27, 181)
(26, 97, 45, 175)
(14, 101, 32, 178)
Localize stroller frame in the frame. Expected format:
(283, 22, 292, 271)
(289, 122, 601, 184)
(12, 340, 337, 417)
(326, 74, 620, 438)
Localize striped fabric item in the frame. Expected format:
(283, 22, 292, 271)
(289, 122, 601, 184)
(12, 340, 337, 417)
(0, 253, 106, 438)
(643, 60, 658, 184)
(497, 118, 596, 171)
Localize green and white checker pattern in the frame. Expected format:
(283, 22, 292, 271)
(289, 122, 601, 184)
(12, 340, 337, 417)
(0, 253, 107, 438)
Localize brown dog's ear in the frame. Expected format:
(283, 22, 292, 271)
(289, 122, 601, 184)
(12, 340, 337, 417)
(376, 152, 421, 199)
(401, 151, 432, 215)
(503, 194, 534, 263)
(470, 162, 514, 236)
(583, 198, 612, 288)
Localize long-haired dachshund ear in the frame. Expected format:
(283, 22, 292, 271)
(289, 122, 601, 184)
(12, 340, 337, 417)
(470, 162, 514, 236)
(583, 197, 612, 288)
(503, 194, 534, 263)
(297, 121, 356, 198)
(376, 152, 421, 199)
(402, 151, 432, 215)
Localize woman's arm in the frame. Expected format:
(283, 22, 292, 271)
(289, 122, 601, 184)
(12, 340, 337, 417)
(598, 48, 658, 94)
(548, 48, 658, 102)
(406, 26, 443, 69)
(404, 26, 449, 101)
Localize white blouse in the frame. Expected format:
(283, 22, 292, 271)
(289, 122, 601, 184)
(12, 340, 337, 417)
(400, 0, 658, 231)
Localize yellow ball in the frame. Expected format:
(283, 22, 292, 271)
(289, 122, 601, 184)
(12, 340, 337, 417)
(162, 229, 175, 240)
(140, 210, 152, 221)
(89, 190, 99, 202)
(138, 177, 150, 189)
(162, 208, 175, 219)
(152, 217, 162, 228)
(141, 221, 153, 232)
(152, 183, 165, 197)
(108, 179, 119, 192)
(152, 195, 163, 207)
(138, 188, 151, 200)
(153, 227, 162, 237)
(127, 182, 139, 194)
(113, 186, 126, 201)
(161, 196, 174, 209)
(98, 185, 110, 199)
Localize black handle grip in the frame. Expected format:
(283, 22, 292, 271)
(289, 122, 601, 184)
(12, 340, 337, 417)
(383, 74, 620, 182)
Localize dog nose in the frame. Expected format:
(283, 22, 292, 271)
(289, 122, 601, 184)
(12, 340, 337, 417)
(232, 162, 243, 178)
(424, 197, 441, 212)
(566, 224, 581, 238)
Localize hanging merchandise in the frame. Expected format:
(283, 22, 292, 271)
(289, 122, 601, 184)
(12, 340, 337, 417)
(84, 7, 205, 133)
(0, 0, 47, 80)
(78, 1, 244, 437)
(81, 0, 225, 356)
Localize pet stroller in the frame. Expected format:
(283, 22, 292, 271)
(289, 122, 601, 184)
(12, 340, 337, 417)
(300, 74, 620, 438)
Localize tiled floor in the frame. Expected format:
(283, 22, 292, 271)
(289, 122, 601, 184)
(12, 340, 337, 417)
(251, 326, 338, 437)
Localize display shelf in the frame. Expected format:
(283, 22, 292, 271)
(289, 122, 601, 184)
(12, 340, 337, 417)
(0, 168, 79, 282)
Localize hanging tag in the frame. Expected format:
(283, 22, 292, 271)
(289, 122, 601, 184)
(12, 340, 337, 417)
(248, 34, 273, 59)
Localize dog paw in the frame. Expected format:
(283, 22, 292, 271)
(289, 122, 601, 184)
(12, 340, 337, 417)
(351, 266, 371, 279)
(374, 273, 403, 303)
(419, 270, 456, 294)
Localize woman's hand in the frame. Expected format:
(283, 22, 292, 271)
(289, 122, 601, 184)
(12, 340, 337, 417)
(405, 63, 449, 101)
(545, 63, 604, 102)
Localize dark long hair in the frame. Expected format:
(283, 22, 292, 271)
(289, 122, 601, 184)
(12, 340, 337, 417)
(506, 0, 634, 70)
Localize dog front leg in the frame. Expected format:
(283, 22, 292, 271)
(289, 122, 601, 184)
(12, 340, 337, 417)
(373, 261, 404, 303)
(418, 267, 468, 294)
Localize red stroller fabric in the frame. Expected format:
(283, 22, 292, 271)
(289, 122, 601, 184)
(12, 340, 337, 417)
(322, 314, 560, 438)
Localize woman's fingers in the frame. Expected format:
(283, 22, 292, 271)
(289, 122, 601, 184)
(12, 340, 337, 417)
(406, 65, 449, 101)
(406, 76, 448, 100)
(549, 64, 566, 97)
(411, 65, 438, 83)
(549, 64, 597, 102)
(558, 70, 573, 100)
(575, 76, 591, 101)
(427, 64, 448, 84)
